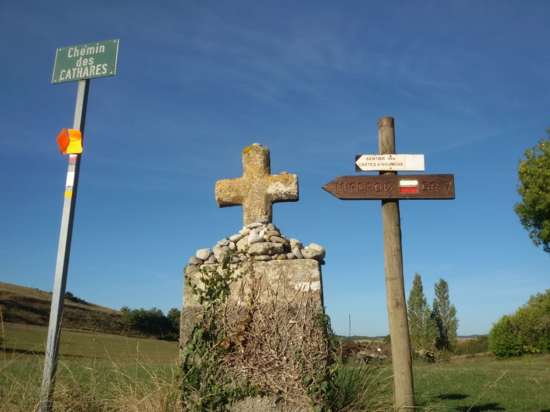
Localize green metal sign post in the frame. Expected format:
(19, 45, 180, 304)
(39, 39, 119, 412)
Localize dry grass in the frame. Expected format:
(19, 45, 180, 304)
(1, 354, 182, 411)
(222, 267, 330, 407)
(329, 364, 393, 412)
(183, 261, 331, 409)
(0, 322, 180, 412)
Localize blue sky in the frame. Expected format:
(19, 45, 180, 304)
(1, 1, 549, 336)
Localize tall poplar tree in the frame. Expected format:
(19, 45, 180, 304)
(432, 279, 458, 351)
(407, 273, 436, 351)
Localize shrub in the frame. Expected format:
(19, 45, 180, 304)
(489, 316, 523, 357)
(516, 292, 550, 353)
(488, 289, 550, 357)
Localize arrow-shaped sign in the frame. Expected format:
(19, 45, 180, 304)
(323, 174, 454, 200)
(355, 154, 425, 171)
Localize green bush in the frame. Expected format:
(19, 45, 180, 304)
(489, 316, 523, 357)
(516, 292, 550, 353)
(489, 289, 550, 357)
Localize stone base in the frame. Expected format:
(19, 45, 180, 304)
(230, 396, 311, 412)
(180, 258, 329, 408)
(181, 259, 325, 337)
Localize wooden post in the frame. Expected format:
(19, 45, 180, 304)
(378, 116, 415, 410)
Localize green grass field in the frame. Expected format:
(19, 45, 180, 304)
(2, 322, 550, 411)
(1, 323, 180, 411)
(414, 355, 550, 411)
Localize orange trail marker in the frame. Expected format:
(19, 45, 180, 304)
(56, 128, 83, 154)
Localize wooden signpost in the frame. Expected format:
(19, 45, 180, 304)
(323, 174, 454, 200)
(323, 117, 455, 411)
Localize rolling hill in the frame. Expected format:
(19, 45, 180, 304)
(0, 281, 126, 334)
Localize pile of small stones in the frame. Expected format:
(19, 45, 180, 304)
(186, 222, 325, 270)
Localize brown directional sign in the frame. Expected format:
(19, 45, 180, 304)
(323, 174, 455, 200)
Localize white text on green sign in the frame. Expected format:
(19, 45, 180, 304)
(52, 39, 119, 84)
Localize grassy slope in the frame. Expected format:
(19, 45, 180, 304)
(2, 322, 177, 363)
(1, 323, 179, 411)
(0, 281, 126, 334)
(2, 323, 550, 410)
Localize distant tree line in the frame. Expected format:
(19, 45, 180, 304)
(65, 291, 90, 305)
(120, 306, 180, 341)
(407, 274, 458, 356)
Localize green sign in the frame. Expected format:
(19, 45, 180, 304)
(51, 39, 119, 84)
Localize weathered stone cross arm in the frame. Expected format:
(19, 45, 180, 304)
(215, 143, 299, 226)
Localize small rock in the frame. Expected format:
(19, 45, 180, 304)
(248, 229, 265, 244)
(246, 222, 263, 229)
(229, 233, 244, 242)
(289, 239, 302, 249)
(276, 254, 287, 260)
(309, 242, 326, 257)
(213, 245, 229, 262)
(188, 256, 203, 266)
(264, 230, 280, 238)
(271, 242, 285, 254)
(248, 242, 273, 256)
(239, 227, 250, 236)
(228, 241, 236, 250)
(254, 255, 271, 261)
(217, 238, 230, 247)
(292, 247, 303, 259)
(269, 236, 287, 244)
(301, 249, 315, 259)
(185, 264, 199, 273)
(286, 252, 296, 260)
(302, 243, 325, 260)
(237, 237, 249, 252)
(196, 248, 211, 260)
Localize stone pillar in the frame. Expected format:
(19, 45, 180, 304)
(180, 223, 329, 411)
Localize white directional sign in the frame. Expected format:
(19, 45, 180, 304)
(355, 154, 425, 172)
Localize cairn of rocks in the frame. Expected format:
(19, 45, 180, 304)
(186, 222, 325, 270)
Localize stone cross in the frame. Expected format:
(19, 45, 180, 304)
(215, 143, 298, 225)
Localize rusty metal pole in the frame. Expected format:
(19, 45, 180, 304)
(378, 116, 415, 410)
